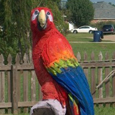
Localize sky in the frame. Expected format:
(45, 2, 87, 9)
(90, 0, 115, 4)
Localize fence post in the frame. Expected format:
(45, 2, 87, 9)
(0, 54, 5, 114)
(105, 53, 110, 107)
(112, 52, 115, 106)
(98, 52, 103, 98)
(77, 52, 81, 62)
(83, 52, 89, 80)
(11, 65, 18, 114)
(90, 52, 96, 98)
(98, 52, 103, 107)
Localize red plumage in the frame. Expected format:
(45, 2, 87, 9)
(31, 7, 68, 107)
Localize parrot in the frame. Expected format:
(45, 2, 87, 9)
(31, 7, 94, 115)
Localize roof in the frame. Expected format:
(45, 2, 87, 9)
(93, 1, 115, 19)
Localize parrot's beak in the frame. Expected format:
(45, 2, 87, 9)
(38, 10, 46, 28)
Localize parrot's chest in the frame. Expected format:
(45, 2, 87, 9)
(32, 33, 49, 55)
(32, 36, 49, 73)
(32, 46, 52, 85)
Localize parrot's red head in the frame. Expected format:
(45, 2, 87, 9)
(31, 7, 53, 32)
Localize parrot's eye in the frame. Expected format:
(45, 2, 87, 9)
(47, 12, 50, 15)
(46, 11, 53, 22)
(35, 10, 39, 15)
(31, 10, 39, 21)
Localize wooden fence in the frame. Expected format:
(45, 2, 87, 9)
(0, 52, 115, 114)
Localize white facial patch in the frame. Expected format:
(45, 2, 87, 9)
(46, 11, 53, 22)
(31, 10, 39, 21)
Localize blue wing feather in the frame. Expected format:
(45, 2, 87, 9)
(49, 66, 94, 115)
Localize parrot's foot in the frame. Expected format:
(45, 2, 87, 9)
(32, 108, 55, 115)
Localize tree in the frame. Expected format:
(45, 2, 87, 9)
(0, 0, 33, 62)
(0, 0, 67, 62)
(66, 0, 94, 27)
(0, 0, 17, 59)
(109, 2, 115, 7)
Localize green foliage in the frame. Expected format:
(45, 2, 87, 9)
(0, 0, 32, 61)
(0, 0, 5, 25)
(66, 0, 94, 27)
(109, 2, 115, 7)
(0, 0, 68, 61)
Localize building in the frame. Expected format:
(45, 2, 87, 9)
(91, 1, 115, 23)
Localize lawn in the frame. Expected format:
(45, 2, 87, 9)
(66, 33, 115, 61)
(66, 33, 112, 42)
(7, 106, 115, 115)
(66, 33, 93, 42)
(95, 106, 115, 115)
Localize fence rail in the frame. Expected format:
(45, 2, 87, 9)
(0, 52, 115, 114)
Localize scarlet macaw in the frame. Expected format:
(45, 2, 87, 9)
(31, 7, 94, 115)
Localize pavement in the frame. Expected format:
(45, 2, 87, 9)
(102, 34, 115, 42)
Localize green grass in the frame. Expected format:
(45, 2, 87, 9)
(95, 106, 115, 115)
(6, 107, 115, 115)
(66, 33, 115, 61)
(66, 33, 112, 42)
(66, 33, 93, 42)
(71, 43, 115, 60)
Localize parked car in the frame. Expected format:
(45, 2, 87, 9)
(102, 24, 115, 34)
(71, 25, 97, 34)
